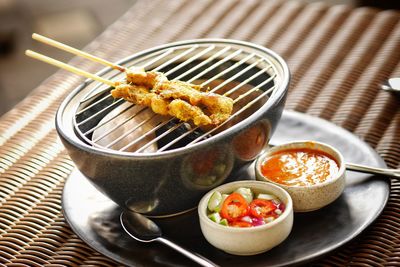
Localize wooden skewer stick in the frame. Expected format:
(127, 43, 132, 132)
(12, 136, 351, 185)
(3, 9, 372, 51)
(25, 50, 116, 87)
(32, 33, 126, 72)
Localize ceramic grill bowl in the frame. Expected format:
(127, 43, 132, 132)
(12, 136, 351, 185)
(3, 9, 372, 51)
(56, 39, 290, 217)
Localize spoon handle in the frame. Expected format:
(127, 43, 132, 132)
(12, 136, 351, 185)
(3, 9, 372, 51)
(346, 162, 400, 178)
(157, 237, 219, 267)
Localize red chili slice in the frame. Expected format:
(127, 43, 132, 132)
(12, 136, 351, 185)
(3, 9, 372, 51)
(230, 220, 252, 228)
(220, 193, 249, 221)
(249, 199, 277, 218)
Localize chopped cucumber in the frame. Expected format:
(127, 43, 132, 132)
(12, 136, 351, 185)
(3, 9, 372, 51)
(256, 193, 277, 201)
(235, 187, 253, 203)
(219, 218, 228, 226)
(207, 191, 223, 212)
(208, 212, 221, 223)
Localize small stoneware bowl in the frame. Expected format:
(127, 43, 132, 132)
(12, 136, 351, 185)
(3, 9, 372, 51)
(255, 140, 346, 212)
(198, 180, 293, 256)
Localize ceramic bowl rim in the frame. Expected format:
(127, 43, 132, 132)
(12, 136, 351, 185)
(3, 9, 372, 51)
(198, 180, 293, 232)
(255, 140, 346, 189)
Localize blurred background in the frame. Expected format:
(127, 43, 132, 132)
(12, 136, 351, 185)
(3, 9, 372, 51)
(0, 0, 398, 116)
(0, 0, 134, 115)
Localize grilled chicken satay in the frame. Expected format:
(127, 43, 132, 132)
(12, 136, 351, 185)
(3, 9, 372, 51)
(124, 68, 234, 125)
(111, 84, 212, 126)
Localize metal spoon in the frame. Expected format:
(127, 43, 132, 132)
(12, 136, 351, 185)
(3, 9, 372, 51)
(381, 77, 400, 93)
(120, 210, 219, 267)
(345, 162, 400, 178)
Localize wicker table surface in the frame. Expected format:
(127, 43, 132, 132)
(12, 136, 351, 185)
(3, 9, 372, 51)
(0, 0, 399, 266)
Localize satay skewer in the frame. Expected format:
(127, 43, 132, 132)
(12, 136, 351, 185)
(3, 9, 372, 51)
(32, 33, 126, 72)
(24, 49, 216, 126)
(26, 35, 234, 126)
(25, 50, 116, 87)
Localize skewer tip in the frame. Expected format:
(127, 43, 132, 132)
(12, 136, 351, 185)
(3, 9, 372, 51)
(32, 33, 44, 41)
(25, 49, 33, 56)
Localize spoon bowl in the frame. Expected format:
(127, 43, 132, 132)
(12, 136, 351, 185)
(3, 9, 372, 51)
(120, 210, 161, 242)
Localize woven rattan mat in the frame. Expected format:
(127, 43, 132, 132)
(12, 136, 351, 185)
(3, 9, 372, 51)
(1, 0, 399, 266)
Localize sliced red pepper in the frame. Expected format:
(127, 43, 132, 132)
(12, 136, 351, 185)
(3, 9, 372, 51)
(230, 220, 252, 228)
(220, 193, 249, 221)
(249, 199, 277, 218)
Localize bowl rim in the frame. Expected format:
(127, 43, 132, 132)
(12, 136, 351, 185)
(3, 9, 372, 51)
(254, 140, 346, 189)
(55, 38, 290, 159)
(198, 180, 293, 232)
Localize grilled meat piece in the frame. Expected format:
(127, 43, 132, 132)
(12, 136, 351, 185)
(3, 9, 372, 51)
(111, 83, 155, 107)
(125, 67, 168, 88)
(168, 99, 212, 126)
(201, 94, 233, 125)
(111, 83, 170, 116)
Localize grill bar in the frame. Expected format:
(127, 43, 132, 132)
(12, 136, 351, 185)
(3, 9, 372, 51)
(174, 46, 231, 81)
(77, 93, 114, 117)
(187, 49, 243, 83)
(207, 57, 262, 92)
(77, 98, 123, 126)
(135, 48, 176, 70)
(224, 66, 273, 96)
(108, 113, 159, 149)
(135, 123, 182, 153)
(92, 105, 147, 143)
(201, 53, 258, 87)
(118, 118, 170, 151)
(85, 102, 135, 136)
(164, 45, 216, 76)
(152, 45, 199, 72)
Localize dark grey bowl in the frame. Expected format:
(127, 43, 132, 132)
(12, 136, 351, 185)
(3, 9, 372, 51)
(56, 39, 290, 217)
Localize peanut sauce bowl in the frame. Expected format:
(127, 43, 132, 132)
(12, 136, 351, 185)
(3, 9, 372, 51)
(255, 141, 346, 212)
(55, 39, 290, 217)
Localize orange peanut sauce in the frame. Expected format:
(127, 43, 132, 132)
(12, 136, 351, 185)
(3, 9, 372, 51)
(260, 148, 339, 186)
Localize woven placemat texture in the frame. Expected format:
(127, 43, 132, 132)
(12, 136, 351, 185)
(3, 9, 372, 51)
(0, 0, 399, 266)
